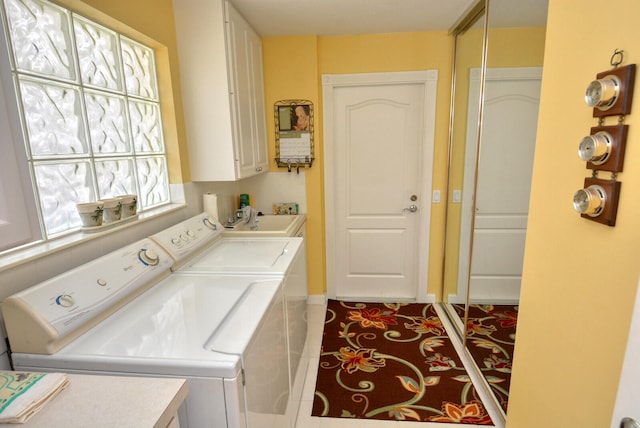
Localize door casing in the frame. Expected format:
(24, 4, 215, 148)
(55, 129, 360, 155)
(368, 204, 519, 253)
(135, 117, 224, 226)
(322, 71, 438, 303)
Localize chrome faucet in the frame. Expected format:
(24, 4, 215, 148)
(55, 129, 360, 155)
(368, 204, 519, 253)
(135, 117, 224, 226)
(225, 209, 245, 227)
(225, 207, 258, 229)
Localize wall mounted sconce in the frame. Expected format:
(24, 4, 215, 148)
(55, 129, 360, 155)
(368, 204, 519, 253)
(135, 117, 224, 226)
(578, 124, 629, 172)
(573, 177, 621, 226)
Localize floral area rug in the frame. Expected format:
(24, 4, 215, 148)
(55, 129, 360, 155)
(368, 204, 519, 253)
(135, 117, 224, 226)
(311, 300, 494, 424)
(453, 304, 518, 413)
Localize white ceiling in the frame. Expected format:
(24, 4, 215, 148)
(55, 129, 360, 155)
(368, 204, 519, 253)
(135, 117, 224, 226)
(229, 0, 548, 38)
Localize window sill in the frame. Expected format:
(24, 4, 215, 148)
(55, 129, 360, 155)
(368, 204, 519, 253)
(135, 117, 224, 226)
(0, 203, 186, 274)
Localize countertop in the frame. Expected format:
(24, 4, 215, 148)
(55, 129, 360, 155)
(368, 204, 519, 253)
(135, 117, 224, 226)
(0, 374, 188, 428)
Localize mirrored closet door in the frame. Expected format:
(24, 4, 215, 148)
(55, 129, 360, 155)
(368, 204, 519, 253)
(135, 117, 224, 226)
(441, 0, 548, 418)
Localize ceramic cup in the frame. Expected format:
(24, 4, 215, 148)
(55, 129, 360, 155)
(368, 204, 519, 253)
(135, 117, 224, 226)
(100, 198, 122, 223)
(76, 201, 104, 228)
(118, 194, 138, 219)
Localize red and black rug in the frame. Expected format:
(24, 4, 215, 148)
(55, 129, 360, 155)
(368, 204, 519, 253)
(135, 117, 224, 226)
(311, 300, 494, 424)
(453, 304, 517, 413)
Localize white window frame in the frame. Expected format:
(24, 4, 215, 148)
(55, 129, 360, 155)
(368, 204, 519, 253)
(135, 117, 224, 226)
(0, 25, 39, 252)
(0, 0, 172, 251)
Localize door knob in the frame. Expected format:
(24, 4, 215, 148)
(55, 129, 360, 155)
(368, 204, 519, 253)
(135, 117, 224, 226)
(621, 418, 640, 428)
(403, 205, 418, 213)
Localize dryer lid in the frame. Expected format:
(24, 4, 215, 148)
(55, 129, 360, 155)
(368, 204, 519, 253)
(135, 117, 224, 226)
(180, 237, 303, 275)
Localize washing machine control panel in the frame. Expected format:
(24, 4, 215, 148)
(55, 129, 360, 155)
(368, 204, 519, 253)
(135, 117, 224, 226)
(150, 213, 223, 263)
(2, 239, 173, 353)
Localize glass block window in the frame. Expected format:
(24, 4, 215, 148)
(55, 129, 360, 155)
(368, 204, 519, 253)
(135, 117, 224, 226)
(1, 0, 170, 237)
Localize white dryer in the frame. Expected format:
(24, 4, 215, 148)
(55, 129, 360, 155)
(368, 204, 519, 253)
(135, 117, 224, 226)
(150, 214, 308, 427)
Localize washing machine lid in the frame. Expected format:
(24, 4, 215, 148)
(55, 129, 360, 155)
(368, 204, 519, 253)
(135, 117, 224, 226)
(12, 274, 282, 378)
(179, 237, 303, 275)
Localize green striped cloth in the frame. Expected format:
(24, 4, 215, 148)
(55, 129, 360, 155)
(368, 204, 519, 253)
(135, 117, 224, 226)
(0, 372, 69, 423)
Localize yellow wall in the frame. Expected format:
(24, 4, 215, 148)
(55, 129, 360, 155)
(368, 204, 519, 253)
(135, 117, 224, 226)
(263, 32, 454, 297)
(507, 0, 640, 426)
(486, 27, 546, 66)
(262, 36, 326, 298)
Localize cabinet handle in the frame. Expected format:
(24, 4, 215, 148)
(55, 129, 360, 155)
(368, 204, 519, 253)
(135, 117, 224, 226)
(255, 167, 263, 172)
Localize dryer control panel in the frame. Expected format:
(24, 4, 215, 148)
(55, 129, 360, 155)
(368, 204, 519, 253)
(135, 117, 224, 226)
(2, 239, 172, 354)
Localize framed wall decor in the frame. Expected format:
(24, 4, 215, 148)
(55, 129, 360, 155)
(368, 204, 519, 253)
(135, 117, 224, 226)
(274, 99, 314, 171)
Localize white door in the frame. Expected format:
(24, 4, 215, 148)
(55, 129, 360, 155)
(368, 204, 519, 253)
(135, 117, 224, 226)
(455, 67, 542, 304)
(611, 277, 640, 427)
(323, 71, 437, 302)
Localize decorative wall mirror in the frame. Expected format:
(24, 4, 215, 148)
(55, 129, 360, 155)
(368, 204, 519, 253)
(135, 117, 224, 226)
(274, 99, 315, 171)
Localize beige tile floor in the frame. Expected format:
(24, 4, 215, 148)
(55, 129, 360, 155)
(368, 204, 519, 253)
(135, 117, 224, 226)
(294, 302, 506, 428)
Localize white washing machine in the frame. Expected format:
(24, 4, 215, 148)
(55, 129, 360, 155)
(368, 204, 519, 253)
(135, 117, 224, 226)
(1, 217, 294, 428)
(150, 214, 308, 427)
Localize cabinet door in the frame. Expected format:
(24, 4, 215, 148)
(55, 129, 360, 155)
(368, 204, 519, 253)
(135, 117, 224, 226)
(226, 3, 268, 179)
(249, 34, 269, 173)
(174, 0, 237, 181)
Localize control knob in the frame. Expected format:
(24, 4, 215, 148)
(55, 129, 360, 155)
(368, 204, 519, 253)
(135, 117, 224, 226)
(203, 217, 217, 230)
(138, 248, 160, 266)
(55, 294, 75, 308)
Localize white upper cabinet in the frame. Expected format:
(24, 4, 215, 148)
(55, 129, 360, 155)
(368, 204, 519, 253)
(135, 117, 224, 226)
(173, 0, 268, 181)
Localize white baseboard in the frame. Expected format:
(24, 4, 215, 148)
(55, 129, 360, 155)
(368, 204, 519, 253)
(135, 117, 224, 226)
(308, 293, 436, 304)
(423, 293, 437, 303)
(307, 294, 326, 305)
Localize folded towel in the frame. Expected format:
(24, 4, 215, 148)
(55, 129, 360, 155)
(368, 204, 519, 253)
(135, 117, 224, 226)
(0, 371, 69, 424)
